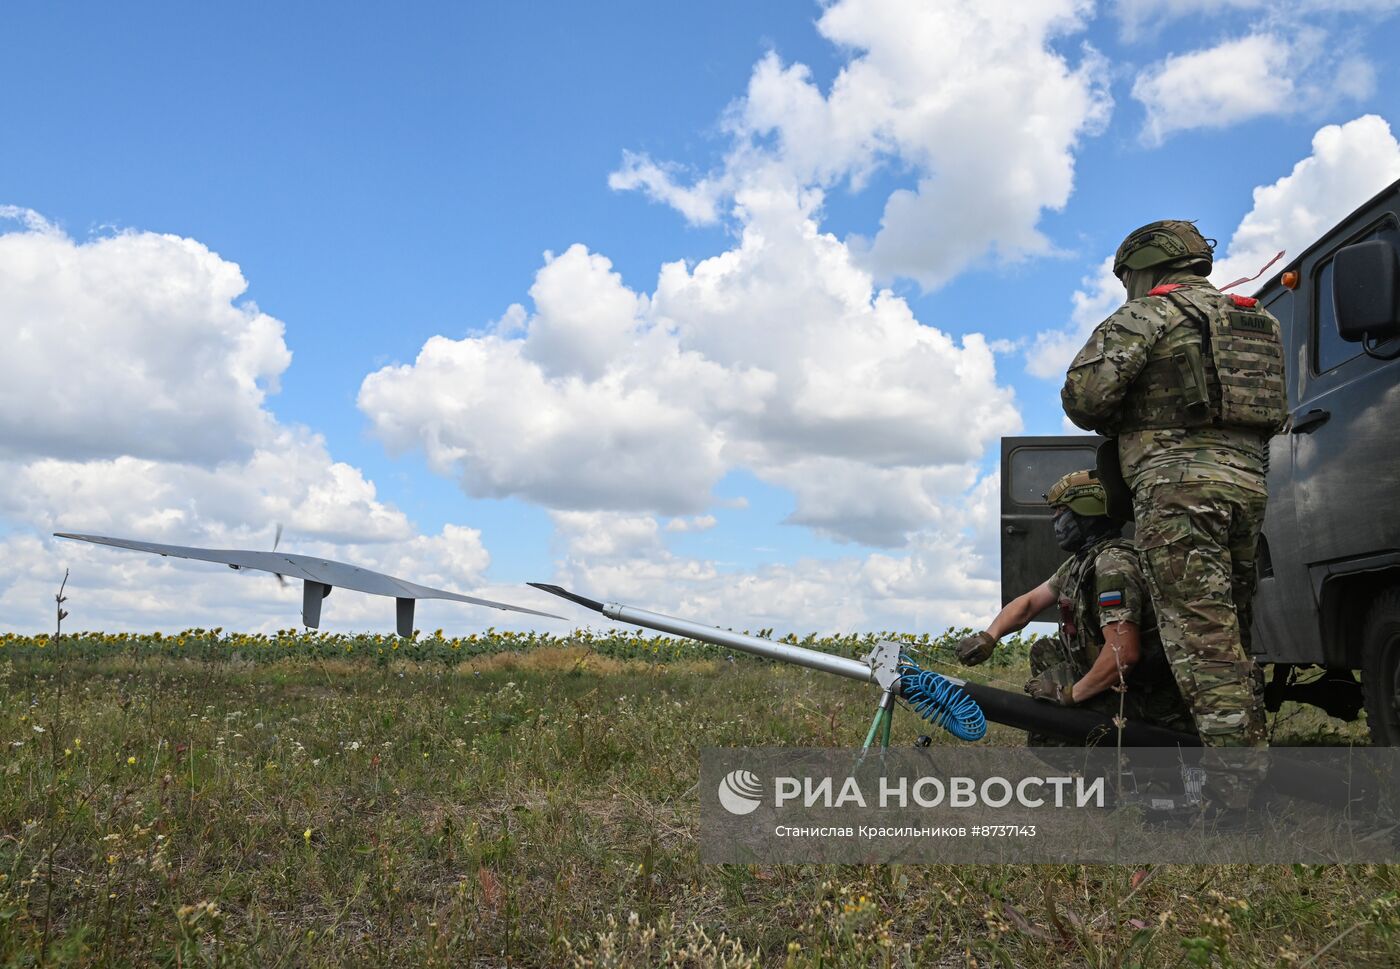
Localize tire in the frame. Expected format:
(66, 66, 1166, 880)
(1361, 588, 1400, 746)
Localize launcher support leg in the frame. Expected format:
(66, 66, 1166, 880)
(863, 688, 898, 750)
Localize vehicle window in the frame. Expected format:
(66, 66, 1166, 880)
(1314, 260, 1352, 373)
(1008, 446, 1097, 505)
(1315, 219, 1400, 374)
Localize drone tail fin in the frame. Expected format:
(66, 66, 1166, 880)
(302, 581, 331, 628)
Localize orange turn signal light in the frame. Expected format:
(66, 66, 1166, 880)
(1282, 271, 1299, 290)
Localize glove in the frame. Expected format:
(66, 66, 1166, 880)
(954, 631, 996, 666)
(1025, 669, 1077, 706)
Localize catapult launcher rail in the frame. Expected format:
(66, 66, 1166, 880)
(529, 585, 1379, 809)
(528, 584, 1198, 749)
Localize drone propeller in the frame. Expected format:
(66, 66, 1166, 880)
(272, 523, 286, 587)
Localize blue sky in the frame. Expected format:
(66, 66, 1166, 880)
(3, 3, 849, 573)
(3, 1, 1400, 633)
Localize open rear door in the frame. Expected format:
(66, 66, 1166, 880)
(1000, 435, 1104, 620)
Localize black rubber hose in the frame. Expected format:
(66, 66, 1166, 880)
(956, 680, 1201, 747)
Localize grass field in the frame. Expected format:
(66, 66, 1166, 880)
(1, 629, 1396, 967)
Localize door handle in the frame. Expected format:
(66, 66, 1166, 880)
(1005, 524, 1026, 535)
(1290, 408, 1331, 434)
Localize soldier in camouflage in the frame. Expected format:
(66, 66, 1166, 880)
(954, 470, 1193, 747)
(1059, 220, 1287, 810)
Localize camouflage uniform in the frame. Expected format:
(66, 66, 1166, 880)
(1027, 535, 1194, 747)
(1061, 262, 1286, 807)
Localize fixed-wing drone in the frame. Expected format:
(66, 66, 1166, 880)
(56, 532, 563, 636)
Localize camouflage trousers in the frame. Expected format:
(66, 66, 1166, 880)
(1025, 637, 1195, 748)
(1133, 480, 1269, 809)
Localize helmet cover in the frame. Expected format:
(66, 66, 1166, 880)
(1045, 469, 1109, 518)
(1113, 220, 1214, 276)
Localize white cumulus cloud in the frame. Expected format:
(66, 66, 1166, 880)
(0, 207, 289, 464)
(551, 510, 664, 561)
(359, 247, 739, 518)
(1025, 256, 1122, 380)
(665, 515, 717, 533)
(542, 473, 1004, 636)
(358, 0, 1077, 640)
(1132, 30, 1375, 144)
(359, 183, 1022, 548)
(1211, 115, 1400, 286)
(0, 212, 553, 634)
(1114, 0, 1400, 41)
(609, 0, 1111, 289)
(1027, 114, 1400, 380)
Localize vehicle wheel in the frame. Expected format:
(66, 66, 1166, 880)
(1362, 588, 1400, 745)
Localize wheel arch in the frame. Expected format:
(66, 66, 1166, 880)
(1316, 559, 1400, 669)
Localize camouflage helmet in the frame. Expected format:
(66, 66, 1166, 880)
(1045, 469, 1108, 518)
(1113, 220, 1214, 276)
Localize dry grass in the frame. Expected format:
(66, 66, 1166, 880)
(0, 648, 1395, 967)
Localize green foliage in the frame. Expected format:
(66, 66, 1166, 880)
(1, 625, 1043, 677)
(1, 624, 979, 667)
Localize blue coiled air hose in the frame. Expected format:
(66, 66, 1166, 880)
(897, 660, 986, 741)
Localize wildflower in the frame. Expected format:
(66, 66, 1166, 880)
(31, 725, 45, 734)
(303, 827, 313, 844)
(127, 756, 136, 765)
(177, 901, 221, 922)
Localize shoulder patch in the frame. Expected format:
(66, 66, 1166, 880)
(1098, 590, 1125, 608)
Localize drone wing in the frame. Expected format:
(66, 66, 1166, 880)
(55, 532, 564, 635)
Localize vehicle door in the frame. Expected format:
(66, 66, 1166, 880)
(1288, 210, 1400, 657)
(1247, 283, 1315, 663)
(1000, 435, 1103, 620)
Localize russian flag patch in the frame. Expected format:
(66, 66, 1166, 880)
(1098, 590, 1124, 608)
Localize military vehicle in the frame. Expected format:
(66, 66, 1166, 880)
(1003, 177, 1400, 744)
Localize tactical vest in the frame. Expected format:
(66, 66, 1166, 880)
(1056, 538, 1168, 689)
(1119, 283, 1287, 434)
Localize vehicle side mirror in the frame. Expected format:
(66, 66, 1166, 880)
(1334, 239, 1400, 343)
